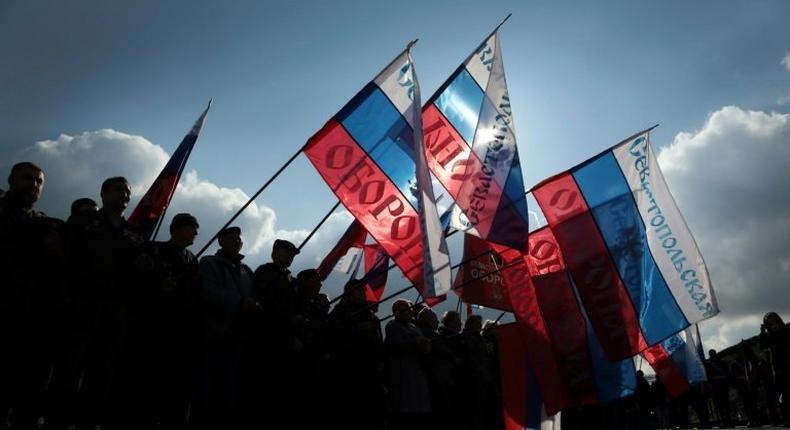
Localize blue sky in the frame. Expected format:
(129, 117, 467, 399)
(3, 0, 790, 355)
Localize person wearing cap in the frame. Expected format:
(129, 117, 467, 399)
(385, 299, 431, 429)
(118, 213, 202, 429)
(326, 279, 385, 430)
(288, 269, 330, 429)
(196, 226, 255, 428)
(238, 239, 300, 427)
(252, 238, 300, 334)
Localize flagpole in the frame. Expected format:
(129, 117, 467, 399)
(195, 143, 305, 259)
(297, 200, 342, 251)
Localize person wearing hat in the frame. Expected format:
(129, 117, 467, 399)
(117, 213, 202, 429)
(289, 268, 330, 429)
(196, 225, 255, 428)
(237, 239, 300, 427)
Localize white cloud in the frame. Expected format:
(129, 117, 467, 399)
(778, 94, 790, 105)
(657, 106, 790, 351)
(1, 129, 353, 274)
(782, 51, 790, 72)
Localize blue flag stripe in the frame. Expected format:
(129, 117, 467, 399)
(433, 67, 485, 145)
(569, 275, 637, 401)
(572, 152, 689, 345)
(336, 83, 419, 209)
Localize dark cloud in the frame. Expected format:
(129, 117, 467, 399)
(658, 106, 790, 349)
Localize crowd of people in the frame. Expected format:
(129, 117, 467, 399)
(3, 160, 790, 430)
(563, 314, 790, 430)
(0, 161, 503, 430)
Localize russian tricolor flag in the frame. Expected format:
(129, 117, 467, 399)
(128, 100, 211, 240)
(305, 45, 452, 298)
(643, 325, 707, 397)
(521, 225, 638, 414)
(422, 29, 530, 249)
(531, 130, 718, 361)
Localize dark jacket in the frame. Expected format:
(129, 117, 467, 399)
(199, 251, 254, 340)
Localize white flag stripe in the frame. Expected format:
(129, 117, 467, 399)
(407, 50, 453, 297)
(374, 51, 418, 129)
(464, 33, 497, 91)
(467, 37, 517, 195)
(449, 203, 481, 236)
(335, 247, 362, 274)
(374, 47, 452, 297)
(613, 134, 718, 323)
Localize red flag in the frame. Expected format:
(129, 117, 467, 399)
(532, 173, 646, 360)
(453, 234, 513, 311)
(489, 241, 566, 415)
(494, 323, 529, 430)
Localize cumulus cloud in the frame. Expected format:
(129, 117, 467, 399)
(783, 51, 790, 72)
(1, 129, 353, 275)
(658, 106, 790, 350)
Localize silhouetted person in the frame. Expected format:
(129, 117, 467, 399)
(242, 239, 299, 428)
(416, 308, 461, 430)
(634, 370, 652, 430)
(51, 176, 145, 430)
(731, 346, 760, 427)
(117, 213, 202, 430)
(326, 279, 385, 430)
(760, 311, 790, 426)
(287, 268, 330, 430)
(385, 299, 431, 430)
(705, 348, 732, 427)
(758, 355, 782, 425)
(458, 314, 494, 430)
(196, 226, 254, 429)
(0, 162, 65, 428)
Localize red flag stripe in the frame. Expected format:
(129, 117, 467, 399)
(533, 173, 646, 360)
(304, 120, 426, 294)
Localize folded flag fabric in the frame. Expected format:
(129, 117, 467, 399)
(316, 219, 367, 279)
(643, 325, 707, 397)
(522, 225, 637, 413)
(304, 45, 450, 299)
(531, 130, 718, 360)
(422, 29, 529, 249)
(129, 100, 211, 240)
(362, 243, 389, 303)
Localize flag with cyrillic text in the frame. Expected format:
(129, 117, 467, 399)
(304, 47, 450, 300)
(422, 30, 529, 249)
(453, 233, 513, 311)
(520, 225, 638, 414)
(531, 130, 718, 361)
